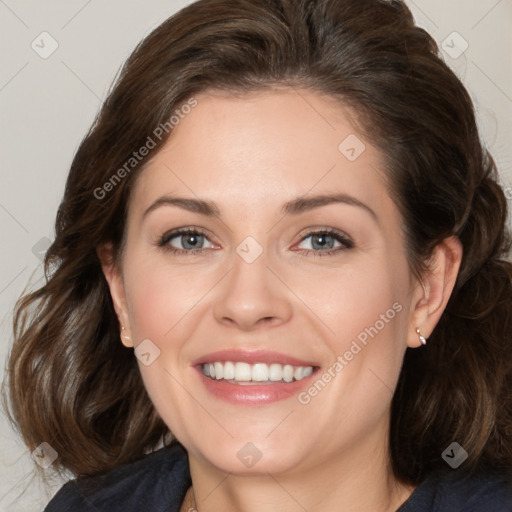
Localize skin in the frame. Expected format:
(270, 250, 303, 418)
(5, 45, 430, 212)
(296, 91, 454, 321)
(99, 88, 462, 512)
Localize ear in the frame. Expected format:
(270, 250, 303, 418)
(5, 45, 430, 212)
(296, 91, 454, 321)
(97, 242, 133, 348)
(407, 236, 463, 348)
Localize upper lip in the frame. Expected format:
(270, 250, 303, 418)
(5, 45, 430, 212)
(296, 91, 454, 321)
(191, 349, 318, 367)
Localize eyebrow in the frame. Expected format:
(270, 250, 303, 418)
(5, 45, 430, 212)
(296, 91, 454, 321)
(142, 193, 378, 222)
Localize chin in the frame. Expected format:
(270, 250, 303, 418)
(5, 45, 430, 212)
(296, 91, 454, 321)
(186, 435, 310, 476)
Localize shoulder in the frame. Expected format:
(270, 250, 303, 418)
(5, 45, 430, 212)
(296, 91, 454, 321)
(43, 442, 191, 512)
(398, 468, 512, 512)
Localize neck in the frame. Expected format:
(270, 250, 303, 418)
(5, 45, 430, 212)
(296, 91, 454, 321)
(182, 428, 415, 512)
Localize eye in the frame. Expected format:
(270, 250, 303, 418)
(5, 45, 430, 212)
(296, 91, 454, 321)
(158, 227, 216, 254)
(156, 227, 353, 257)
(295, 229, 353, 257)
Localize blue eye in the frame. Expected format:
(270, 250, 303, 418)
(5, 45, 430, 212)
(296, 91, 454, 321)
(159, 228, 215, 254)
(158, 227, 354, 257)
(295, 230, 353, 257)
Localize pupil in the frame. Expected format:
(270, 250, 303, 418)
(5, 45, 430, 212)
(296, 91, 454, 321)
(184, 234, 202, 249)
(313, 234, 333, 250)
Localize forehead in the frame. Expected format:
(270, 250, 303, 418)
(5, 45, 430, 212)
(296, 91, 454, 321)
(128, 89, 393, 223)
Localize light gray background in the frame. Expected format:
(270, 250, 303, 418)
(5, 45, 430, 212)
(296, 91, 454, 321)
(1, 1, 511, 510)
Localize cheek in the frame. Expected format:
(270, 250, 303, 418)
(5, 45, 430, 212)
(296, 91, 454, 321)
(121, 256, 204, 435)
(124, 256, 207, 341)
(304, 256, 410, 397)
(292, 259, 407, 346)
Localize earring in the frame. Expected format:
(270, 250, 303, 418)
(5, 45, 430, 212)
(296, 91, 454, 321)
(121, 325, 131, 341)
(416, 328, 427, 346)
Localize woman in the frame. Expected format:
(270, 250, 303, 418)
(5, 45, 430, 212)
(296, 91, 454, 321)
(4, 0, 512, 510)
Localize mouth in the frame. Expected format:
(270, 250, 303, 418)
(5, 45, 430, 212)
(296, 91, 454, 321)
(192, 350, 319, 405)
(201, 361, 314, 384)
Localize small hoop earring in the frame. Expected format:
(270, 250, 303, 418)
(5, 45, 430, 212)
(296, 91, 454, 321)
(416, 328, 427, 346)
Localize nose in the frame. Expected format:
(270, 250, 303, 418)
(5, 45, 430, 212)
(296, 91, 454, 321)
(212, 248, 293, 331)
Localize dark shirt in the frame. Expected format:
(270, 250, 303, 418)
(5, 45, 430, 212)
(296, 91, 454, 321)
(44, 442, 512, 511)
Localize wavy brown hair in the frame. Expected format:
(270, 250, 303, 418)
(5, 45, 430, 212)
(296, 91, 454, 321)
(3, 0, 512, 486)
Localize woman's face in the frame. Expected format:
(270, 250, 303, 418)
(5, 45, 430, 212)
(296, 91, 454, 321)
(109, 89, 422, 476)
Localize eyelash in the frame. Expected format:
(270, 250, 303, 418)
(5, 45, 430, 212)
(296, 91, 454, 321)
(295, 228, 354, 258)
(157, 227, 354, 258)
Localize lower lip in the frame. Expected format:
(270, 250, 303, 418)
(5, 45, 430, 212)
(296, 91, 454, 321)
(195, 367, 317, 405)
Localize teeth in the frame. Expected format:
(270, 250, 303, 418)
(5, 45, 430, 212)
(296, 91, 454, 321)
(202, 361, 314, 383)
(252, 363, 269, 382)
(283, 364, 294, 382)
(303, 366, 313, 377)
(269, 363, 283, 381)
(223, 361, 235, 380)
(236, 362, 251, 381)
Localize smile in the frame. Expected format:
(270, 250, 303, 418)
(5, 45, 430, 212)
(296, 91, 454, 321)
(202, 361, 314, 383)
(193, 349, 319, 404)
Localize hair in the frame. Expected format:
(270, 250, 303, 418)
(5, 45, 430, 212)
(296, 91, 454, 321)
(3, 0, 512, 487)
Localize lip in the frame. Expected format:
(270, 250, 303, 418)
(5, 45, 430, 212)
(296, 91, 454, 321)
(191, 349, 318, 367)
(191, 349, 319, 406)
